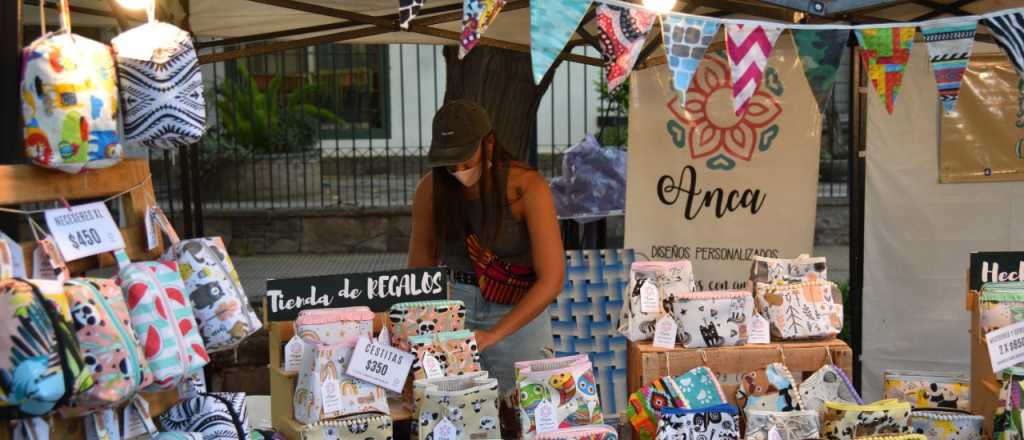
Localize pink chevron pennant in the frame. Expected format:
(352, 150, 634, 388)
(725, 23, 783, 116)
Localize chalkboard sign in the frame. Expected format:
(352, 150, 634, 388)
(970, 252, 1024, 291)
(265, 268, 449, 321)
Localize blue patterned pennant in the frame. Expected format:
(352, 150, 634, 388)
(531, 0, 594, 84)
(661, 15, 721, 106)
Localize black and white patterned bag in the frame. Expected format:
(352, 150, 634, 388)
(112, 22, 205, 151)
(158, 392, 251, 440)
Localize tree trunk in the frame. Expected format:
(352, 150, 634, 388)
(442, 46, 556, 162)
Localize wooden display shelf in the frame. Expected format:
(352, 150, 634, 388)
(969, 288, 999, 437)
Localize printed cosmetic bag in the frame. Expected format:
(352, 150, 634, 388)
(750, 254, 828, 284)
(295, 307, 374, 346)
(737, 362, 804, 412)
(655, 404, 739, 440)
(112, 22, 205, 151)
(413, 374, 501, 440)
(158, 392, 251, 440)
(152, 433, 204, 440)
(853, 436, 926, 440)
(293, 341, 388, 424)
(117, 259, 208, 391)
(980, 282, 1024, 335)
(409, 330, 482, 380)
(387, 300, 466, 351)
(515, 355, 604, 439)
(822, 399, 912, 440)
(995, 367, 1024, 440)
(746, 409, 820, 440)
(164, 237, 261, 352)
(627, 366, 727, 440)
(883, 370, 969, 411)
(671, 290, 752, 348)
(755, 280, 843, 340)
(799, 364, 862, 413)
(909, 409, 983, 440)
(62, 278, 153, 415)
(619, 260, 694, 341)
(299, 412, 393, 440)
(535, 425, 619, 439)
(21, 32, 122, 174)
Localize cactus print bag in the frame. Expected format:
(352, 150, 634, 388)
(387, 300, 465, 351)
(409, 330, 481, 380)
(671, 290, 752, 348)
(626, 366, 727, 440)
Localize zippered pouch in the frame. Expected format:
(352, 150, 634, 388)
(535, 424, 619, 439)
(293, 340, 387, 424)
(671, 290, 752, 348)
(750, 254, 828, 284)
(822, 399, 912, 440)
(909, 409, 982, 440)
(996, 367, 1024, 440)
(387, 300, 466, 351)
(883, 370, 970, 411)
(755, 280, 843, 340)
(413, 374, 500, 440)
(853, 436, 926, 440)
(626, 366, 727, 440)
(799, 364, 862, 413)
(655, 404, 739, 440)
(515, 355, 603, 439)
(409, 330, 482, 380)
(737, 362, 804, 412)
(158, 392, 251, 440)
(151, 433, 203, 440)
(295, 306, 374, 346)
(980, 282, 1024, 335)
(299, 412, 393, 440)
(618, 261, 694, 342)
(745, 409, 820, 440)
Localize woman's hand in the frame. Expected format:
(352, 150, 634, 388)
(475, 329, 500, 352)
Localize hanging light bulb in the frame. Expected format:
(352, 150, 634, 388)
(116, 0, 150, 9)
(642, 0, 676, 13)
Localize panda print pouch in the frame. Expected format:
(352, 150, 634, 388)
(387, 300, 466, 352)
(670, 290, 752, 348)
(822, 399, 912, 440)
(409, 330, 481, 380)
(412, 373, 500, 440)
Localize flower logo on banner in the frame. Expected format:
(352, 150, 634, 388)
(666, 53, 783, 171)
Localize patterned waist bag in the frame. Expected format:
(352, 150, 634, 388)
(465, 231, 536, 305)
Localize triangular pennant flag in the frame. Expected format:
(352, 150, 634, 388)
(855, 27, 916, 115)
(596, 3, 656, 93)
(726, 24, 783, 116)
(460, 0, 507, 59)
(531, 0, 593, 84)
(921, 20, 977, 115)
(984, 11, 1024, 80)
(399, 0, 424, 29)
(661, 15, 721, 106)
(792, 28, 849, 111)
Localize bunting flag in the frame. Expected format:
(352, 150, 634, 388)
(399, 0, 424, 29)
(460, 0, 507, 59)
(531, 0, 593, 84)
(984, 10, 1024, 79)
(855, 27, 915, 114)
(661, 15, 721, 106)
(920, 21, 976, 115)
(726, 24, 783, 116)
(792, 28, 849, 111)
(596, 3, 657, 93)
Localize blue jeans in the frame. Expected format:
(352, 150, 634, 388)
(450, 282, 554, 395)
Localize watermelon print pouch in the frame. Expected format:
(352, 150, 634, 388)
(295, 306, 374, 346)
(387, 300, 466, 351)
(409, 330, 482, 380)
(626, 366, 727, 440)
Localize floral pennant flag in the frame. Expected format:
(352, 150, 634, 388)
(661, 15, 721, 106)
(596, 3, 656, 93)
(855, 26, 916, 114)
(399, 0, 424, 29)
(984, 10, 1024, 80)
(460, 0, 506, 59)
(726, 24, 784, 116)
(921, 20, 977, 115)
(792, 28, 849, 111)
(531, 0, 593, 84)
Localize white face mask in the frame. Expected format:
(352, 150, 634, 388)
(451, 163, 483, 187)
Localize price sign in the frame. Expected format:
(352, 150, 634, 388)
(346, 335, 415, 393)
(987, 320, 1024, 373)
(44, 202, 124, 262)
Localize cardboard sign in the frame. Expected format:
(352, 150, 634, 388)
(44, 202, 125, 262)
(987, 320, 1024, 373)
(346, 335, 415, 393)
(970, 252, 1024, 291)
(265, 268, 449, 320)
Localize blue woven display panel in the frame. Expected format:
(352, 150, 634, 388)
(548, 249, 635, 418)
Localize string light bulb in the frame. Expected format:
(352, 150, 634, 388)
(116, 0, 150, 9)
(642, 0, 676, 13)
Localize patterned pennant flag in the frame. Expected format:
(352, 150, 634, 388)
(855, 26, 915, 115)
(726, 24, 783, 116)
(984, 11, 1024, 80)
(792, 28, 849, 111)
(661, 15, 721, 106)
(399, 0, 424, 29)
(920, 21, 976, 115)
(596, 3, 657, 93)
(531, 0, 593, 84)
(460, 0, 507, 59)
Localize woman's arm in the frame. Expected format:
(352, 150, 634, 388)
(408, 173, 439, 268)
(475, 171, 565, 351)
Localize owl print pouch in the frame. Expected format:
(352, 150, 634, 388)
(670, 290, 752, 348)
(515, 355, 603, 439)
(655, 404, 739, 440)
(799, 364, 862, 414)
(737, 362, 804, 412)
(626, 366, 727, 440)
(413, 373, 501, 440)
(619, 261, 694, 342)
(387, 300, 465, 352)
(409, 330, 482, 380)
(822, 399, 912, 440)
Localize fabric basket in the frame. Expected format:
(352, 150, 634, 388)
(387, 300, 466, 351)
(755, 280, 843, 340)
(750, 254, 828, 284)
(822, 399, 912, 440)
(409, 330, 482, 380)
(799, 364, 862, 414)
(909, 409, 982, 440)
(293, 340, 387, 425)
(515, 355, 604, 439)
(535, 425, 619, 439)
(158, 392, 251, 440)
(626, 366, 727, 440)
(655, 404, 739, 440)
(745, 409, 821, 440)
(294, 306, 374, 346)
(619, 260, 694, 341)
(413, 373, 501, 440)
(298, 412, 393, 440)
(883, 370, 970, 411)
(671, 290, 752, 348)
(737, 362, 804, 412)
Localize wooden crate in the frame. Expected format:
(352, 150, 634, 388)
(0, 159, 180, 438)
(627, 339, 854, 406)
(969, 289, 1000, 437)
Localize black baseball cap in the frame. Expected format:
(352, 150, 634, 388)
(428, 99, 492, 167)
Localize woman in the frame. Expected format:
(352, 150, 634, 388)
(408, 100, 565, 397)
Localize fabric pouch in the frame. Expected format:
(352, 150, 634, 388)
(515, 355, 604, 439)
(853, 436, 926, 440)
(883, 370, 970, 411)
(413, 374, 501, 440)
(799, 364, 862, 414)
(737, 362, 804, 412)
(822, 399, 912, 440)
(745, 409, 821, 440)
(298, 412, 393, 440)
(295, 306, 374, 346)
(755, 280, 843, 340)
(293, 340, 388, 424)
(626, 366, 727, 440)
(387, 300, 465, 351)
(909, 409, 983, 440)
(619, 261, 694, 341)
(979, 282, 1024, 335)
(409, 330, 482, 380)
(671, 290, 752, 348)
(151, 433, 204, 440)
(996, 367, 1024, 440)
(158, 392, 251, 440)
(535, 425, 619, 439)
(655, 404, 739, 440)
(750, 254, 828, 284)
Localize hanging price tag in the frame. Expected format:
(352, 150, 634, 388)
(1, 232, 26, 278)
(144, 207, 159, 251)
(321, 377, 345, 414)
(534, 401, 559, 433)
(122, 395, 156, 439)
(284, 336, 304, 373)
(652, 315, 678, 349)
(769, 427, 783, 440)
(640, 283, 660, 313)
(432, 417, 458, 440)
(987, 319, 1024, 373)
(13, 417, 50, 440)
(423, 354, 445, 379)
(177, 372, 207, 399)
(32, 244, 58, 280)
(85, 409, 119, 440)
(749, 315, 771, 344)
(44, 202, 125, 262)
(378, 327, 391, 346)
(346, 335, 415, 393)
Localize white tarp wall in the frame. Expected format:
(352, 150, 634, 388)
(862, 43, 1024, 400)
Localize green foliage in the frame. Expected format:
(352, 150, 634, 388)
(837, 280, 852, 345)
(595, 78, 630, 147)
